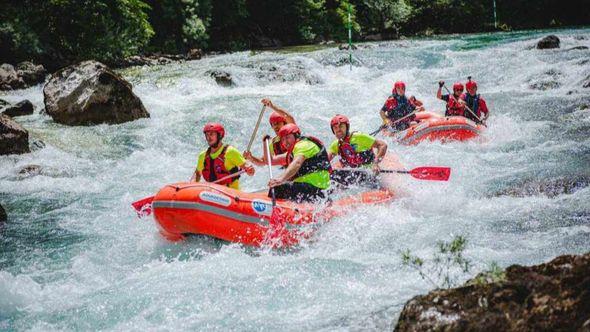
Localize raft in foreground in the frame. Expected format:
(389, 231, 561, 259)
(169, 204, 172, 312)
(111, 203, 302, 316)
(383, 112, 484, 145)
(152, 182, 395, 247)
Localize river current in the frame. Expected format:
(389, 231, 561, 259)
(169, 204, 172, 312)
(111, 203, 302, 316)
(1, 28, 589, 331)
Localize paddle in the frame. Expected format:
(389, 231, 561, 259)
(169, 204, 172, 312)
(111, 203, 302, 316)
(246, 105, 267, 152)
(340, 166, 451, 181)
(264, 137, 285, 227)
(370, 110, 418, 136)
(442, 83, 486, 127)
(131, 170, 246, 217)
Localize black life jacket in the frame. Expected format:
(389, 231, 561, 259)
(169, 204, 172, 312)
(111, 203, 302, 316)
(286, 136, 332, 179)
(463, 93, 481, 121)
(445, 94, 465, 116)
(338, 132, 375, 168)
(201, 145, 240, 186)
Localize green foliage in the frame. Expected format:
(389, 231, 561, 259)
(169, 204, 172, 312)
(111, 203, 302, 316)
(401, 235, 472, 289)
(468, 261, 506, 286)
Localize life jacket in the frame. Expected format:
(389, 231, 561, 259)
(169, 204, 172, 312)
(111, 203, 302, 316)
(337, 132, 375, 168)
(462, 93, 481, 121)
(445, 94, 465, 116)
(385, 94, 415, 121)
(286, 136, 332, 179)
(201, 145, 240, 186)
(272, 136, 286, 155)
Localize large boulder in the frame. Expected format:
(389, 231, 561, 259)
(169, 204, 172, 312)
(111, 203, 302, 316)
(207, 70, 233, 87)
(0, 114, 30, 155)
(394, 252, 590, 331)
(2, 100, 34, 117)
(537, 35, 560, 49)
(43, 60, 149, 125)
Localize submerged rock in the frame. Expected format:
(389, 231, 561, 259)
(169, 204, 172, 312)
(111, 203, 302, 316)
(583, 75, 590, 88)
(394, 252, 590, 331)
(207, 70, 233, 87)
(537, 35, 560, 49)
(493, 176, 590, 198)
(567, 46, 589, 51)
(18, 164, 42, 178)
(0, 114, 30, 155)
(2, 100, 34, 117)
(0, 203, 6, 222)
(338, 43, 358, 50)
(43, 60, 149, 125)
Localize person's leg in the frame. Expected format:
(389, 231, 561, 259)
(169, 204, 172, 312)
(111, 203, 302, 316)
(331, 169, 379, 189)
(269, 182, 326, 203)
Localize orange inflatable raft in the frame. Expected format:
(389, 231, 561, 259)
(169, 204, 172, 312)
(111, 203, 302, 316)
(151, 153, 404, 247)
(382, 111, 484, 145)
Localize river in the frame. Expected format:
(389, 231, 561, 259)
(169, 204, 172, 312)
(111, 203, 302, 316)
(1, 28, 589, 331)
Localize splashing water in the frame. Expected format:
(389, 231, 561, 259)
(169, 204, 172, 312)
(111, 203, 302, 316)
(1, 28, 589, 330)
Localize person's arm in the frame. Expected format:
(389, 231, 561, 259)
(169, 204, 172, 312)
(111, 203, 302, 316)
(380, 109, 390, 125)
(437, 81, 444, 100)
(480, 98, 489, 121)
(371, 138, 388, 172)
(268, 155, 305, 187)
(228, 147, 255, 176)
(243, 150, 266, 166)
(262, 98, 295, 124)
(190, 170, 201, 182)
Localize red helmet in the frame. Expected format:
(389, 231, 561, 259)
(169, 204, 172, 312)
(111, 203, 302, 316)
(269, 111, 286, 125)
(278, 123, 300, 138)
(330, 114, 350, 133)
(203, 122, 225, 139)
(466, 78, 477, 91)
(452, 82, 464, 91)
(393, 81, 406, 91)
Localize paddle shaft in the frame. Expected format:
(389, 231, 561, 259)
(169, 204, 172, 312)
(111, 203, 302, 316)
(264, 137, 277, 206)
(246, 105, 266, 152)
(442, 85, 486, 126)
(371, 110, 417, 136)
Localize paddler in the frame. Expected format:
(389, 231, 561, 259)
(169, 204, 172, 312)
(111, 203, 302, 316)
(190, 122, 255, 189)
(328, 114, 388, 187)
(437, 81, 466, 117)
(244, 98, 295, 166)
(380, 81, 425, 132)
(267, 124, 331, 202)
(459, 77, 489, 123)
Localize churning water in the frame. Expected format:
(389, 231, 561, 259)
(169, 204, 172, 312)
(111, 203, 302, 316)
(1, 28, 589, 331)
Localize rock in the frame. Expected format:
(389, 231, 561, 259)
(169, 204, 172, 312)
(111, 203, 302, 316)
(493, 176, 590, 198)
(250, 34, 282, 48)
(2, 100, 34, 117)
(0, 114, 30, 155)
(18, 164, 42, 177)
(0, 203, 6, 222)
(0, 63, 24, 90)
(43, 60, 150, 125)
(0, 99, 9, 109)
(186, 48, 203, 60)
(583, 75, 590, 88)
(567, 46, 589, 51)
(207, 70, 233, 87)
(394, 252, 590, 332)
(530, 81, 561, 90)
(16, 61, 46, 86)
(338, 43, 358, 50)
(574, 36, 587, 40)
(537, 35, 560, 49)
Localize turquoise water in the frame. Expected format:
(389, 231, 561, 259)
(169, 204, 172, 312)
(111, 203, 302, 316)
(1, 28, 589, 330)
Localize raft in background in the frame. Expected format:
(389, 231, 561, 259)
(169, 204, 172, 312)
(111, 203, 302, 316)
(382, 111, 484, 145)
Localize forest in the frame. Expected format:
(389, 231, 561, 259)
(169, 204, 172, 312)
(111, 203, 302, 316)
(1, 0, 588, 68)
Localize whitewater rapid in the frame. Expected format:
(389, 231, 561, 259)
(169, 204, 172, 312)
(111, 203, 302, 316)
(1, 28, 589, 330)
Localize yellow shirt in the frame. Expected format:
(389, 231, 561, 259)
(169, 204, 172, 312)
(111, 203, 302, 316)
(197, 145, 246, 189)
(291, 139, 330, 190)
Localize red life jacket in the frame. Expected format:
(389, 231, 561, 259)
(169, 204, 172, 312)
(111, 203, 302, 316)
(338, 132, 375, 168)
(445, 94, 465, 116)
(286, 136, 332, 178)
(201, 145, 240, 186)
(272, 136, 286, 155)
